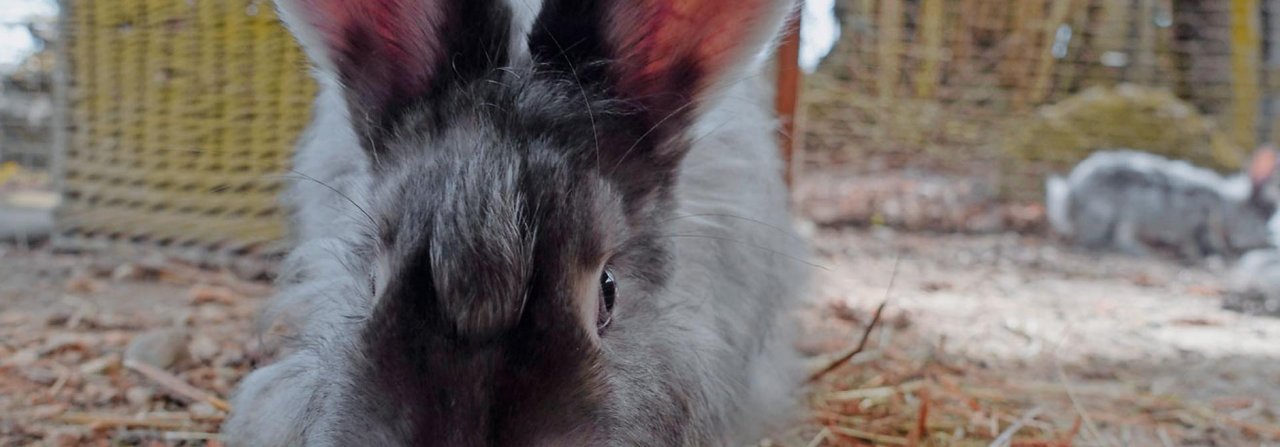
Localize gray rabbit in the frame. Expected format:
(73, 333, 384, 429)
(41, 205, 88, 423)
(1046, 148, 1280, 259)
(222, 0, 810, 446)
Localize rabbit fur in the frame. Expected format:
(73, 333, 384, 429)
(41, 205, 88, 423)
(223, 0, 810, 445)
(1224, 248, 1280, 316)
(1046, 149, 1280, 259)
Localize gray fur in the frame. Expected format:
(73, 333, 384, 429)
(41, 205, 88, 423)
(223, 0, 809, 445)
(1224, 248, 1280, 316)
(1046, 149, 1278, 259)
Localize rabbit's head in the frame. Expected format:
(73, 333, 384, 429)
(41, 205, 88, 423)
(1219, 146, 1280, 253)
(1247, 145, 1280, 215)
(272, 0, 792, 444)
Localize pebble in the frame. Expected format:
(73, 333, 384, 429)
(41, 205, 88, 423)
(124, 327, 190, 370)
(188, 335, 219, 363)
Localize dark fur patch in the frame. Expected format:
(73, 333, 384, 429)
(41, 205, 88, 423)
(293, 0, 512, 152)
(351, 69, 674, 444)
(327, 0, 783, 443)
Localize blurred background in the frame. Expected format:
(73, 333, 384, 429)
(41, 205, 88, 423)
(3, 0, 1280, 445)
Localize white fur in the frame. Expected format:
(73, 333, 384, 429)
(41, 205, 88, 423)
(506, 0, 543, 62)
(1045, 175, 1072, 236)
(799, 0, 839, 73)
(1269, 211, 1280, 248)
(1065, 150, 1241, 198)
(669, 76, 811, 440)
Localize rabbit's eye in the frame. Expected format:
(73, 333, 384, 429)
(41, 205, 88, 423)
(597, 268, 617, 333)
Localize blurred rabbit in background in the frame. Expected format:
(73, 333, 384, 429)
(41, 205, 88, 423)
(1046, 147, 1280, 260)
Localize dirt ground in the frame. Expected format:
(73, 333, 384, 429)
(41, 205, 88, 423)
(787, 227, 1280, 446)
(2, 222, 1279, 445)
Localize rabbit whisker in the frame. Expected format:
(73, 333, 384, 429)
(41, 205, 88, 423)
(279, 170, 377, 230)
(534, 22, 603, 172)
(610, 101, 698, 175)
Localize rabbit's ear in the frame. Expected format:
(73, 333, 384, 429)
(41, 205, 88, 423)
(1249, 145, 1279, 186)
(530, 0, 794, 159)
(276, 0, 510, 151)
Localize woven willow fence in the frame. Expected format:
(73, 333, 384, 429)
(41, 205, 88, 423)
(55, 0, 315, 272)
(804, 0, 1280, 200)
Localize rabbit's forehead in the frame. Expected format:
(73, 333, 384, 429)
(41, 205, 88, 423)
(372, 144, 630, 336)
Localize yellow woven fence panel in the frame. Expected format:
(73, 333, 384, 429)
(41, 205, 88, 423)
(805, 0, 1268, 202)
(57, 0, 316, 265)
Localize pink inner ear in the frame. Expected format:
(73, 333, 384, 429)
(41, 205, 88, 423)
(606, 0, 771, 104)
(1250, 146, 1278, 183)
(295, 0, 449, 96)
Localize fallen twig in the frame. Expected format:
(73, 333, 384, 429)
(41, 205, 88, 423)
(54, 412, 194, 430)
(907, 386, 930, 447)
(805, 427, 832, 447)
(991, 406, 1043, 447)
(1051, 327, 1113, 447)
(808, 256, 901, 382)
(827, 425, 910, 445)
(1186, 403, 1280, 438)
(824, 379, 926, 401)
(161, 431, 224, 441)
(124, 359, 231, 412)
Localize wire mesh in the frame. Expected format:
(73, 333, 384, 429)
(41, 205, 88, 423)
(803, 0, 1276, 202)
(55, 0, 315, 271)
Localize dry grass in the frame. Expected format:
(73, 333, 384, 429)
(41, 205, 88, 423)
(766, 322, 1280, 447)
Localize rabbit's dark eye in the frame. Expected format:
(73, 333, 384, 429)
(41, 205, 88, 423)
(597, 269, 616, 332)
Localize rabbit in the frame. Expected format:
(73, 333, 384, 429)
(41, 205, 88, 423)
(222, 0, 810, 446)
(1224, 248, 1280, 316)
(1045, 148, 1280, 260)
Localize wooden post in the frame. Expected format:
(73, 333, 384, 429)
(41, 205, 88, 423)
(1266, 0, 1280, 144)
(1029, 0, 1076, 104)
(1230, 0, 1261, 150)
(776, 5, 803, 187)
(915, 0, 945, 99)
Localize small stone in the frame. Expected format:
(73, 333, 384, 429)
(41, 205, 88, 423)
(188, 335, 219, 363)
(124, 327, 190, 370)
(111, 263, 142, 281)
